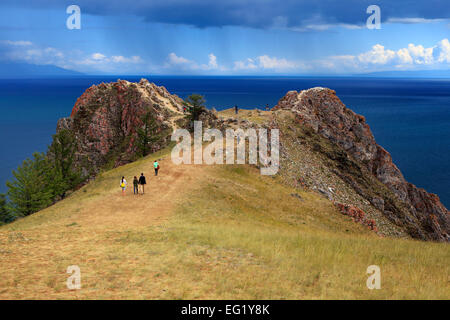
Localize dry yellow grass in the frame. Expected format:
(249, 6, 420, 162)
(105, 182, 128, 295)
(218, 108, 272, 124)
(0, 146, 449, 299)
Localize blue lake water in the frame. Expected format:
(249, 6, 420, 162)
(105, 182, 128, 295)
(0, 76, 449, 207)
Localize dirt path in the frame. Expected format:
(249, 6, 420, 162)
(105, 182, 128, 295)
(0, 152, 211, 299)
(77, 159, 203, 230)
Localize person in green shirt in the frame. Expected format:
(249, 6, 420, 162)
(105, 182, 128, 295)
(154, 160, 159, 176)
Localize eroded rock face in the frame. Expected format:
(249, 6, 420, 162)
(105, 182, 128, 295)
(57, 79, 184, 176)
(274, 87, 449, 241)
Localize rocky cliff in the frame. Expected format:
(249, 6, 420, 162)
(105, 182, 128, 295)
(273, 88, 449, 241)
(57, 79, 185, 177)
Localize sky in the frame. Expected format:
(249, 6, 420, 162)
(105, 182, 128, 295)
(0, 0, 449, 75)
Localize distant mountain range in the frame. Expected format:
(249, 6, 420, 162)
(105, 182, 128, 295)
(361, 70, 450, 78)
(0, 62, 83, 78)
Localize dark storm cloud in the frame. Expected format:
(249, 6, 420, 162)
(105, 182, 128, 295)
(3, 0, 450, 29)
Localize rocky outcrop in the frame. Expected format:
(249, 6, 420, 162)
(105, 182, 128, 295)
(274, 87, 449, 241)
(57, 79, 185, 177)
(335, 203, 378, 232)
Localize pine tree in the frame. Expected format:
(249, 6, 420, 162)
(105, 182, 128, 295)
(136, 111, 162, 157)
(6, 152, 53, 217)
(0, 194, 13, 225)
(47, 129, 82, 199)
(184, 94, 206, 123)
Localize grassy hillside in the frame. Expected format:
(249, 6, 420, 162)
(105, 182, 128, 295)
(0, 146, 448, 299)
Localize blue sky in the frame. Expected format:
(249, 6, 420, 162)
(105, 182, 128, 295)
(0, 0, 449, 75)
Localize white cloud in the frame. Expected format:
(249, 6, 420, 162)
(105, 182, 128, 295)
(92, 53, 106, 60)
(397, 48, 413, 64)
(234, 55, 298, 72)
(291, 23, 363, 32)
(0, 40, 33, 46)
(358, 44, 396, 65)
(165, 52, 224, 72)
(1, 45, 65, 66)
(168, 52, 191, 65)
(111, 55, 142, 63)
(258, 55, 297, 69)
(436, 39, 450, 63)
(406, 43, 434, 64)
(319, 38, 450, 73)
(387, 17, 445, 24)
(77, 53, 143, 67)
(166, 52, 296, 73)
(0, 40, 64, 65)
(208, 53, 218, 69)
(277, 15, 448, 33)
(0, 39, 143, 72)
(234, 58, 258, 70)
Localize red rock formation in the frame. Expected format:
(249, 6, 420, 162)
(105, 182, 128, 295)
(57, 79, 184, 176)
(335, 203, 378, 232)
(274, 87, 449, 241)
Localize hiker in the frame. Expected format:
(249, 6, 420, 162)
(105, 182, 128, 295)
(133, 176, 139, 195)
(120, 176, 127, 195)
(265, 104, 269, 111)
(154, 160, 160, 176)
(139, 173, 147, 194)
(234, 105, 238, 115)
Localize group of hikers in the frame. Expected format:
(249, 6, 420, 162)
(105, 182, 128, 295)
(119, 160, 160, 195)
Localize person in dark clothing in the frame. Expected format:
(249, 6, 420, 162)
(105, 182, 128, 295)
(265, 104, 269, 111)
(138, 173, 147, 194)
(154, 160, 159, 176)
(234, 105, 238, 115)
(133, 176, 139, 195)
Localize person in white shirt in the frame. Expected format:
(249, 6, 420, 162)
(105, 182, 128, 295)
(120, 176, 127, 195)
